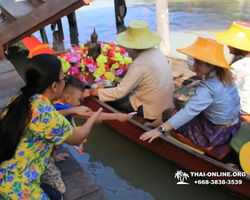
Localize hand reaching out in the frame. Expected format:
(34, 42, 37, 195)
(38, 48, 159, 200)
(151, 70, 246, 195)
(117, 113, 132, 122)
(73, 106, 92, 118)
(54, 153, 69, 162)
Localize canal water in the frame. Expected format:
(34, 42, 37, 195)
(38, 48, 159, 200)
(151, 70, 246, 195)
(7, 0, 249, 199)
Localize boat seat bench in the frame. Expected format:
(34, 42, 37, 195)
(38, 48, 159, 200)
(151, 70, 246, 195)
(170, 130, 231, 160)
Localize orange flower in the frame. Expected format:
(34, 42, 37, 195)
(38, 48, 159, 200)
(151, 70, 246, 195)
(31, 164, 35, 171)
(31, 110, 39, 122)
(21, 189, 32, 200)
(0, 173, 2, 179)
(39, 144, 45, 151)
(40, 95, 46, 101)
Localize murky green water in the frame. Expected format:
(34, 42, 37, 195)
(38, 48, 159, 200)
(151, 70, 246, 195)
(8, 0, 250, 199)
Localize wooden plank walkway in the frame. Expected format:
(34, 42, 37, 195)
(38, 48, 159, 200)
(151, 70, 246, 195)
(0, 0, 93, 47)
(56, 147, 108, 200)
(0, 60, 24, 112)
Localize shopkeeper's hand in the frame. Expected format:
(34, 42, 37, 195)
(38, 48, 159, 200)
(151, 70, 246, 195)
(139, 129, 163, 143)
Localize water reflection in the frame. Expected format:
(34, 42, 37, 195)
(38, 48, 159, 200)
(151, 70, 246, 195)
(64, 144, 154, 200)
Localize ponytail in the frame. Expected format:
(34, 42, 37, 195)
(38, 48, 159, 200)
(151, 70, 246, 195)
(0, 54, 61, 164)
(0, 86, 35, 163)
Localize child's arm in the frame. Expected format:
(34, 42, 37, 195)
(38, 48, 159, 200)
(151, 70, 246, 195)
(58, 106, 92, 118)
(101, 112, 132, 122)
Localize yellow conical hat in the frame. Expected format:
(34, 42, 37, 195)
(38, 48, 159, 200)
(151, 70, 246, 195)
(177, 37, 232, 69)
(239, 141, 250, 175)
(215, 21, 250, 51)
(116, 20, 161, 49)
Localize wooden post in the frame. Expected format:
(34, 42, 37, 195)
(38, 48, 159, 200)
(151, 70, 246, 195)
(156, 0, 170, 56)
(39, 28, 49, 44)
(56, 19, 64, 41)
(114, 0, 127, 26)
(0, 36, 5, 60)
(67, 12, 77, 27)
(69, 26, 79, 46)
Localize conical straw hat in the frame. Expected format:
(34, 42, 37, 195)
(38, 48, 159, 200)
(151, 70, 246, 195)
(215, 21, 250, 52)
(116, 20, 161, 49)
(177, 37, 232, 69)
(239, 141, 250, 175)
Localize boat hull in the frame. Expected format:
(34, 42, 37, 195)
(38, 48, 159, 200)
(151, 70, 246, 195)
(84, 97, 250, 200)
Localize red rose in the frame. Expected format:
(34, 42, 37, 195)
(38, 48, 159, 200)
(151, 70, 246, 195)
(105, 64, 110, 71)
(119, 48, 126, 55)
(110, 42, 116, 49)
(84, 57, 94, 65)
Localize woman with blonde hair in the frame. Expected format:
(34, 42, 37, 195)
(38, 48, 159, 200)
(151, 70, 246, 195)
(140, 37, 241, 147)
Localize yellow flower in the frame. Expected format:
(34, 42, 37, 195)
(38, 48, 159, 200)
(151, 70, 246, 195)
(105, 72, 115, 82)
(93, 65, 105, 78)
(58, 57, 71, 72)
(112, 52, 123, 61)
(80, 59, 85, 72)
(111, 63, 119, 70)
(96, 55, 108, 67)
(124, 57, 132, 65)
(102, 44, 111, 52)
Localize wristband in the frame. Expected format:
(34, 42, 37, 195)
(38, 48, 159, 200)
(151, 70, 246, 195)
(89, 88, 95, 96)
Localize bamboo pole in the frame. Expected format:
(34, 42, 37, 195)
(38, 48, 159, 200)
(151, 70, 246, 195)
(156, 0, 170, 56)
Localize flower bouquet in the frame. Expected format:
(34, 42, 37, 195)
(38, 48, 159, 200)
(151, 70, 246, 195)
(58, 42, 132, 88)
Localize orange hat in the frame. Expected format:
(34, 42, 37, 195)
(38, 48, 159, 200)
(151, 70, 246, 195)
(22, 37, 56, 58)
(177, 37, 232, 69)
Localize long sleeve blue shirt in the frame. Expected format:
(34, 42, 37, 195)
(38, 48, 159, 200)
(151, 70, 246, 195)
(168, 71, 240, 130)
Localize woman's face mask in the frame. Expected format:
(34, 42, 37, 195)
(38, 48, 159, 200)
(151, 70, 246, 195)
(187, 56, 195, 72)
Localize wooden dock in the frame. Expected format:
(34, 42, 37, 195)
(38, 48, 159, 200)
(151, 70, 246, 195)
(0, 59, 24, 112)
(0, 0, 93, 48)
(56, 146, 108, 200)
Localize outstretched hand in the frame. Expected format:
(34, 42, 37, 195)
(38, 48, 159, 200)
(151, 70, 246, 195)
(89, 107, 103, 124)
(73, 106, 92, 118)
(54, 153, 69, 162)
(139, 129, 163, 143)
(117, 113, 133, 122)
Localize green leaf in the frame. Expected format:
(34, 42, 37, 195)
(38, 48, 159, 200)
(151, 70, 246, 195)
(27, 143, 34, 148)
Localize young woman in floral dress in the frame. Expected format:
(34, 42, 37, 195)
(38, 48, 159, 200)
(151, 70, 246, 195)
(0, 54, 102, 200)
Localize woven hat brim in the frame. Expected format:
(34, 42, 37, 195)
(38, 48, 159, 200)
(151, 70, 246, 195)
(116, 32, 161, 49)
(177, 47, 232, 69)
(215, 32, 250, 52)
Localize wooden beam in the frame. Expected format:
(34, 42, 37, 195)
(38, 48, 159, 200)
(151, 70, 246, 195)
(0, 0, 35, 20)
(27, 0, 43, 7)
(0, 36, 5, 60)
(0, 0, 89, 47)
(156, 0, 170, 56)
(0, 7, 16, 22)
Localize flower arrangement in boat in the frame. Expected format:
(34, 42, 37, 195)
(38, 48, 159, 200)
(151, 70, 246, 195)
(58, 42, 132, 87)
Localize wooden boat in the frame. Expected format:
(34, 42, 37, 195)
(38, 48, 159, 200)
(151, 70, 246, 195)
(23, 37, 250, 199)
(83, 55, 250, 200)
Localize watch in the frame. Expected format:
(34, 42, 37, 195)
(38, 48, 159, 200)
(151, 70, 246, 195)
(157, 125, 166, 134)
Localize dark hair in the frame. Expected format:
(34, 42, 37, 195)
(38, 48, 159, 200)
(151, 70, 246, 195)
(63, 75, 85, 93)
(230, 47, 248, 65)
(0, 54, 62, 164)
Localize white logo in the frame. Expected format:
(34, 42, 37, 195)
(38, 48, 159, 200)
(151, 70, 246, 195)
(174, 170, 190, 185)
